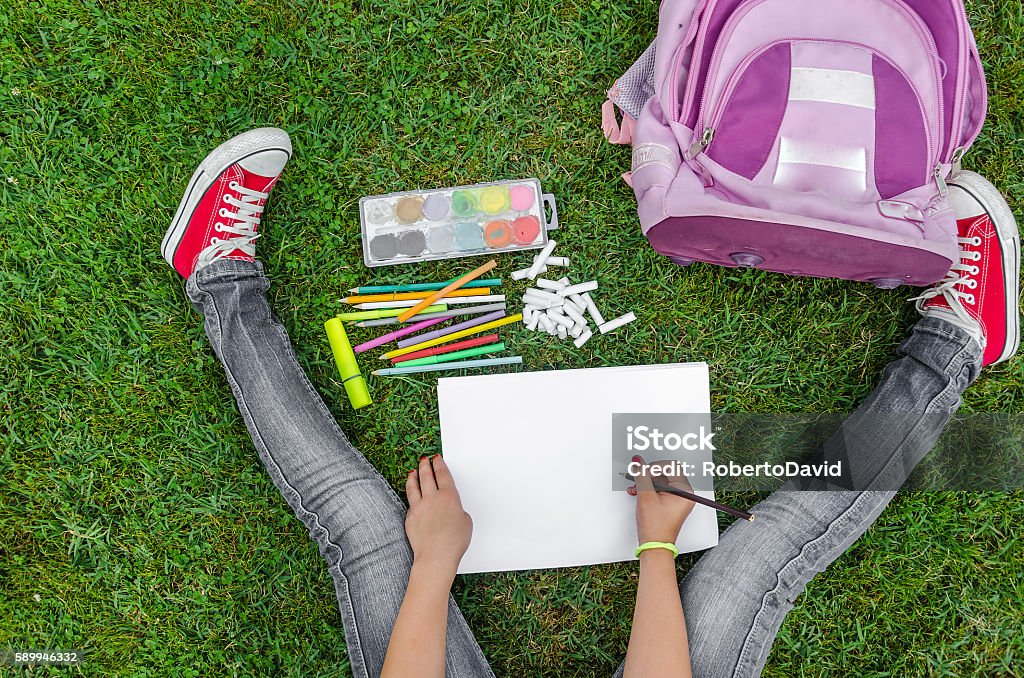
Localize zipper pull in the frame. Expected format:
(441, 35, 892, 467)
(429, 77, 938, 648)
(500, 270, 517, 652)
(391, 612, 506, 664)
(933, 163, 949, 198)
(686, 128, 715, 160)
(949, 146, 966, 179)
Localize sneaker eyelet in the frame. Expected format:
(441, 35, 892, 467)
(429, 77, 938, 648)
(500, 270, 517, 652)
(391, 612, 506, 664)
(966, 294, 976, 304)
(968, 279, 978, 289)
(219, 208, 230, 217)
(229, 181, 240, 190)
(214, 223, 225, 232)
(972, 252, 982, 261)
(210, 237, 221, 245)
(971, 266, 980, 275)
(973, 237, 982, 246)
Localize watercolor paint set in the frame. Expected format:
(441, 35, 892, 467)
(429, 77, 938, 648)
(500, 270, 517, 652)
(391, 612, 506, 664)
(358, 178, 558, 268)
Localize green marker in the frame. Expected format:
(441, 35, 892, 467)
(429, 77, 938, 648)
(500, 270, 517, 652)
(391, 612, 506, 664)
(372, 356, 522, 377)
(324, 317, 372, 409)
(398, 342, 505, 368)
(336, 304, 447, 321)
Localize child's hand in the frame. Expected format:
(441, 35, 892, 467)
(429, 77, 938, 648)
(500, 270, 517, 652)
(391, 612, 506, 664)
(628, 455, 696, 545)
(405, 455, 473, 576)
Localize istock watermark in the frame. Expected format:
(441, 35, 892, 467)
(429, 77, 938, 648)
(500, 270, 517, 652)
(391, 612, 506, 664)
(612, 413, 1024, 492)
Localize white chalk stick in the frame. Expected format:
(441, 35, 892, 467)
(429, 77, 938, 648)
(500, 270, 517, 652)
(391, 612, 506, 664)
(547, 311, 574, 329)
(573, 328, 593, 348)
(582, 292, 605, 326)
(563, 304, 586, 326)
(524, 288, 560, 303)
(599, 311, 637, 334)
(557, 325, 568, 340)
(527, 240, 558, 279)
(547, 256, 570, 267)
(570, 325, 584, 339)
(564, 298, 586, 314)
(523, 308, 535, 323)
(558, 281, 598, 297)
(536, 278, 567, 291)
(558, 277, 570, 285)
(526, 313, 541, 331)
(538, 314, 555, 332)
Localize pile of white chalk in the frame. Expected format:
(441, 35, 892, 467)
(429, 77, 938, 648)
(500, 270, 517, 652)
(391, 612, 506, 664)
(511, 240, 636, 348)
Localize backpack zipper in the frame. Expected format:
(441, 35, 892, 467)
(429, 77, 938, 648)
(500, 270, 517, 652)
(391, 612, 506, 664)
(933, 163, 949, 197)
(686, 128, 715, 160)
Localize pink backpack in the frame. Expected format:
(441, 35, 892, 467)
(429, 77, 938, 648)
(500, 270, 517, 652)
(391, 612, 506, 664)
(603, 0, 987, 289)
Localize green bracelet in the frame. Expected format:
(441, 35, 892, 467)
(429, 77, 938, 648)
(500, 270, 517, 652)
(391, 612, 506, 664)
(635, 541, 679, 558)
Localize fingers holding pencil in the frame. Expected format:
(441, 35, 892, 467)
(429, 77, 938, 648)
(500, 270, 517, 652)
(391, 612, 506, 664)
(629, 455, 697, 546)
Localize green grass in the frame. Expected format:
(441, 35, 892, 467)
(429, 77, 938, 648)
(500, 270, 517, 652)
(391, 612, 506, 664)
(1, 0, 1023, 675)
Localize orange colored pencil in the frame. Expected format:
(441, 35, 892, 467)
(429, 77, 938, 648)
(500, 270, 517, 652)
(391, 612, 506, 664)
(342, 288, 491, 305)
(397, 259, 497, 322)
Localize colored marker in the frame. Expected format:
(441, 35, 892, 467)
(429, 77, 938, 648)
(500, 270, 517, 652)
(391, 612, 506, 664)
(324, 318, 372, 409)
(336, 304, 447, 321)
(355, 295, 505, 310)
(382, 314, 522, 360)
(341, 288, 491, 304)
(398, 259, 498, 322)
(396, 310, 506, 348)
(392, 334, 499, 364)
(399, 342, 505, 367)
(349, 279, 501, 294)
(356, 303, 507, 328)
(351, 315, 448, 354)
(372, 356, 522, 377)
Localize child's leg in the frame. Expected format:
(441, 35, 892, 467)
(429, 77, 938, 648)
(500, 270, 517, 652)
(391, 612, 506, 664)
(682, 319, 980, 677)
(187, 260, 493, 678)
(612, 318, 981, 678)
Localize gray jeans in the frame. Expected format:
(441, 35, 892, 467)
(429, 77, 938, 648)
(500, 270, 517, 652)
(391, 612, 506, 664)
(187, 260, 981, 678)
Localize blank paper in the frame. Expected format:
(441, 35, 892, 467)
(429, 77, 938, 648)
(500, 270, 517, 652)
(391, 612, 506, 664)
(437, 363, 719, 574)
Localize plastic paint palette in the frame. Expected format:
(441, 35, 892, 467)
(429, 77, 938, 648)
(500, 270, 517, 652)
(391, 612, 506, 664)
(359, 178, 558, 267)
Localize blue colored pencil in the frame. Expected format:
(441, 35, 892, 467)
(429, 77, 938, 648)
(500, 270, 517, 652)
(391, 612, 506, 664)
(371, 356, 522, 377)
(349, 279, 501, 294)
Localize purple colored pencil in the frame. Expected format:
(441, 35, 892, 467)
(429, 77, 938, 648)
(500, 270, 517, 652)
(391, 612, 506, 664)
(396, 310, 507, 348)
(352, 316, 448, 353)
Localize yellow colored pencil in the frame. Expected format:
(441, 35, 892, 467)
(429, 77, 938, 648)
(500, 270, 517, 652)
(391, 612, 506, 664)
(397, 259, 497, 322)
(382, 314, 522, 360)
(341, 288, 491, 305)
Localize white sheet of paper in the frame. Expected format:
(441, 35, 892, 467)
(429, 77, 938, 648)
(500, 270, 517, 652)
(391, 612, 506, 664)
(438, 363, 719, 574)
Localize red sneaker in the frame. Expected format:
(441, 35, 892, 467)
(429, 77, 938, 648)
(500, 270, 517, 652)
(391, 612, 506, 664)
(914, 171, 1020, 366)
(161, 128, 291, 278)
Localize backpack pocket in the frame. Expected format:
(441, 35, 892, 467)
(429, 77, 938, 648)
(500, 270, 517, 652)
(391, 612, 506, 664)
(693, 39, 935, 202)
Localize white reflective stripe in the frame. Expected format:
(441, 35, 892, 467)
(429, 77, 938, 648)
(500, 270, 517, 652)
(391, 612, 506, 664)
(774, 162, 867, 194)
(631, 143, 677, 173)
(789, 67, 876, 110)
(777, 137, 867, 173)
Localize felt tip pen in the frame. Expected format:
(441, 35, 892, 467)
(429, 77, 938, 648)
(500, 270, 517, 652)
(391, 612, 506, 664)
(372, 356, 522, 377)
(381, 314, 522, 360)
(336, 304, 447, 321)
(348, 279, 501, 294)
(398, 341, 505, 368)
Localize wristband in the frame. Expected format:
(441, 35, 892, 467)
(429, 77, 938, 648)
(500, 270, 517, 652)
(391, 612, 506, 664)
(635, 541, 679, 558)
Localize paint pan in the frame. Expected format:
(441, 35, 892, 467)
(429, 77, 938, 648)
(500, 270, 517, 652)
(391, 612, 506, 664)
(359, 178, 558, 267)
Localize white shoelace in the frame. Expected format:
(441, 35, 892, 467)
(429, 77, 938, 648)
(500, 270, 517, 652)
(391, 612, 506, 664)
(910, 235, 983, 324)
(197, 181, 269, 267)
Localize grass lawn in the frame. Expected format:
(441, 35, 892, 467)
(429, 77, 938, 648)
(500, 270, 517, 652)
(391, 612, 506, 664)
(2, 0, 1023, 675)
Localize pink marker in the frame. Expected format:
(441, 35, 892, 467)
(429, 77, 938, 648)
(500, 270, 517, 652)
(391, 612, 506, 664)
(352, 316, 448, 353)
